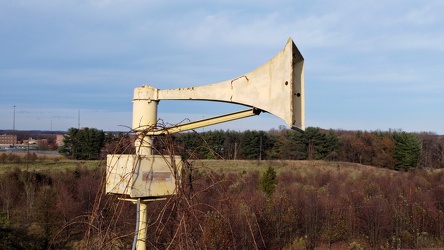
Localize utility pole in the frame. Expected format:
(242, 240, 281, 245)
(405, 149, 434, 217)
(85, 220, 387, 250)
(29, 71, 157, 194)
(13, 105, 16, 147)
(26, 139, 29, 171)
(259, 136, 262, 161)
(234, 142, 237, 160)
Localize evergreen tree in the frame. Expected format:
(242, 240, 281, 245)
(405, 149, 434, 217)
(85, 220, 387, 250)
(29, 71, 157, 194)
(260, 166, 277, 196)
(299, 127, 338, 160)
(392, 132, 421, 170)
(58, 127, 105, 160)
(285, 129, 307, 159)
(238, 130, 274, 160)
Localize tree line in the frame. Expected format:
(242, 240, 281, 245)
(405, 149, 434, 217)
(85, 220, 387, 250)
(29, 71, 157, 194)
(167, 127, 444, 170)
(58, 127, 444, 170)
(58, 128, 134, 160)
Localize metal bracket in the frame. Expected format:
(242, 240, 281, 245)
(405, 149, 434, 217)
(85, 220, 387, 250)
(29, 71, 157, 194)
(147, 108, 262, 136)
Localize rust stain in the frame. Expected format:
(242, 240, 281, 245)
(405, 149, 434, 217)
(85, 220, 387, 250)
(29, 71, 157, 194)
(230, 75, 249, 87)
(142, 171, 172, 181)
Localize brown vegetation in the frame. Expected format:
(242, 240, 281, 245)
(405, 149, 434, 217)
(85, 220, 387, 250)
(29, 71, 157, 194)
(1, 156, 444, 249)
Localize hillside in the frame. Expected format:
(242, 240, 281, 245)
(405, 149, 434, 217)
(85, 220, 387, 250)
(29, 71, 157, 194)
(0, 157, 444, 249)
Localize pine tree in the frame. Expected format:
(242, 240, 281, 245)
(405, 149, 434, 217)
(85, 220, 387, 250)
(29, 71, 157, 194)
(260, 166, 277, 196)
(58, 127, 105, 160)
(392, 132, 421, 170)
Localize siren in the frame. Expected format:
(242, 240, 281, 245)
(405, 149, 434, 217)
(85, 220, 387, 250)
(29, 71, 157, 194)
(106, 38, 305, 249)
(107, 37, 305, 197)
(107, 37, 305, 196)
(133, 37, 305, 137)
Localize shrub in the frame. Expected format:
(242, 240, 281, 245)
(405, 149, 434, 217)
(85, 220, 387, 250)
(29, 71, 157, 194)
(260, 166, 277, 196)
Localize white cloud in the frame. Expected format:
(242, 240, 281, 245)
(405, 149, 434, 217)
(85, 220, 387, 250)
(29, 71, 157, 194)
(1, 0, 444, 134)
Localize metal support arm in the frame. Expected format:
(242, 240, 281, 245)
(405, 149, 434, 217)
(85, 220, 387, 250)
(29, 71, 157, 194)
(148, 108, 262, 136)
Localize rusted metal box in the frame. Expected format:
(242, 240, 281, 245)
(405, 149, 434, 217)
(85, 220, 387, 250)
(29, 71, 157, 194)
(106, 154, 181, 198)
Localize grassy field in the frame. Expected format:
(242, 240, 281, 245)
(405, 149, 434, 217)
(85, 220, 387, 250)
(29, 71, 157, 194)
(0, 152, 104, 173)
(0, 151, 411, 177)
(191, 159, 394, 175)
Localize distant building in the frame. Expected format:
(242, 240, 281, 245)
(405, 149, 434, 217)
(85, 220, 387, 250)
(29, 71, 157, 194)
(56, 134, 64, 146)
(23, 138, 49, 149)
(0, 134, 17, 145)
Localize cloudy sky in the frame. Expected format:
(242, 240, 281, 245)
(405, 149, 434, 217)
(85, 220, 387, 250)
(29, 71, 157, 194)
(1, 0, 443, 134)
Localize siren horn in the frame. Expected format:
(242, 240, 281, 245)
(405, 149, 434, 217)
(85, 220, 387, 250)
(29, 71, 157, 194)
(132, 38, 304, 139)
(107, 38, 305, 248)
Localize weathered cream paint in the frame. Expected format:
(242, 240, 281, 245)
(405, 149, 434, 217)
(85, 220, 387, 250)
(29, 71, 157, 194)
(148, 108, 261, 135)
(137, 202, 147, 250)
(156, 38, 305, 130)
(132, 85, 159, 156)
(107, 38, 304, 197)
(130, 38, 304, 132)
(107, 38, 304, 249)
(106, 154, 181, 198)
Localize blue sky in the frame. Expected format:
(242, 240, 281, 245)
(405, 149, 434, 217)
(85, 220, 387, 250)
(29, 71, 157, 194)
(1, 0, 443, 134)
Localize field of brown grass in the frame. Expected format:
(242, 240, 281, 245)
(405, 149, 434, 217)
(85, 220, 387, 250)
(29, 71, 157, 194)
(2, 151, 438, 178)
(0, 152, 104, 173)
(192, 159, 395, 176)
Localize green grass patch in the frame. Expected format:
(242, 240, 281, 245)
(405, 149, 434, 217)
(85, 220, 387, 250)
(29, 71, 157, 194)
(0, 152, 104, 173)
